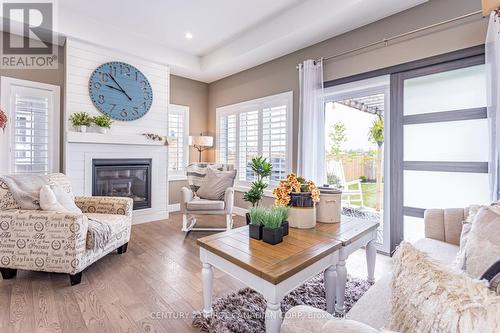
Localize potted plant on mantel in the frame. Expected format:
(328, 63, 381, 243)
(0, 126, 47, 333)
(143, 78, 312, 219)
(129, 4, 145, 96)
(261, 208, 284, 245)
(93, 115, 113, 134)
(70, 112, 93, 133)
(243, 156, 272, 224)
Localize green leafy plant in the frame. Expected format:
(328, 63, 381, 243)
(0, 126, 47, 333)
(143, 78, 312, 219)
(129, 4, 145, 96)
(359, 175, 368, 183)
(70, 112, 93, 127)
(274, 206, 289, 222)
(262, 208, 283, 229)
(93, 115, 113, 128)
(368, 117, 384, 146)
(243, 156, 272, 207)
(249, 207, 266, 226)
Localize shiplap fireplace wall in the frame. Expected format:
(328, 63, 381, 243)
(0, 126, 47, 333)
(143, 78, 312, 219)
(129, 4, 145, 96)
(64, 38, 170, 224)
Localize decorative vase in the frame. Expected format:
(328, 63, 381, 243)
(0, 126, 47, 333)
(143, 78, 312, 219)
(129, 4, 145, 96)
(290, 192, 314, 208)
(288, 206, 316, 229)
(262, 227, 283, 245)
(246, 212, 251, 225)
(76, 125, 87, 133)
(249, 224, 263, 240)
(98, 127, 108, 134)
(282, 220, 289, 236)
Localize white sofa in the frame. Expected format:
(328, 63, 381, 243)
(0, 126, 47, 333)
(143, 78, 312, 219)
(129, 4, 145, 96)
(282, 208, 465, 332)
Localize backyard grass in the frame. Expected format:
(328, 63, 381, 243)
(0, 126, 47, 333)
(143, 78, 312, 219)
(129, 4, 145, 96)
(346, 182, 383, 210)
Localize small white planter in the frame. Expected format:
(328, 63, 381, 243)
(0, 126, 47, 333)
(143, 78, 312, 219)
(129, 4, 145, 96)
(97, 127, 109, 134)
(75, 125, 88, 133)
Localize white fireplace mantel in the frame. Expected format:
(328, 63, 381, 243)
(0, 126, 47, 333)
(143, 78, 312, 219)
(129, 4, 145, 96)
(66, 131, 167, 146)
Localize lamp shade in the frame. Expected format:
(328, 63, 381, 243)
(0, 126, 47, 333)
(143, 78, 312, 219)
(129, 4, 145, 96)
(189, 135, 213, 147)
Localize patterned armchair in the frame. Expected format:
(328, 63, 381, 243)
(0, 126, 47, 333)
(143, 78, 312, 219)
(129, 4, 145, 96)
(181, 163, 235, 232)
(0, 173, 133, 285)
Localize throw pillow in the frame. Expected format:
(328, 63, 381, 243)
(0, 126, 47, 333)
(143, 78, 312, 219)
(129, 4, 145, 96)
(462, 206, 500, 278)
(454, 205, 484, 269)
(51, 185, 82, 213)
(390, 242, 500, 333)
(196, 168, 236, 201)
(40, 185, 67, 212)
(481, 260, 500, 295)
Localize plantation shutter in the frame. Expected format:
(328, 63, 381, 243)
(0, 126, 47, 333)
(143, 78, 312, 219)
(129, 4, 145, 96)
(12, 93, 50, 174)
(262, 104, 288, 184)
(168, 111, 185, 172)
(218, 114, 237, 166)
(238, 110, 259, 182)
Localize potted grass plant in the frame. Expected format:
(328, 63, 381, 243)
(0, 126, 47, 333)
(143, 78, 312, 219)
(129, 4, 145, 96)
(70, 112, 93, 133)
(93, 115, 113, 134)
(262, 208, 284, 245)
(248, 207, 265, 240)
(274, 206, 289, 236)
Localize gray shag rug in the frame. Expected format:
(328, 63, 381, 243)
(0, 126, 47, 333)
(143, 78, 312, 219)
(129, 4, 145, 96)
(192, 274, 372, 333)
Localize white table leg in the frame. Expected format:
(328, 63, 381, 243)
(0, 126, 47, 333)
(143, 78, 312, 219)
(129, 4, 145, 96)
(366, 239, 376, 284)
(202, 262, 214, 317)
(324, 265, 336, 314)
(265, 301, 282, 333)
(335, 259, 347, 315)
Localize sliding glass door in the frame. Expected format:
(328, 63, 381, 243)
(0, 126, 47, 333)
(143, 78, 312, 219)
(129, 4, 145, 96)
(324, 76, 391, 253)
(391, 55, 490, 249)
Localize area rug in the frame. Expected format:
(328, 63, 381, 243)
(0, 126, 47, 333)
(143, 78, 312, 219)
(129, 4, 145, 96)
(192, 274, 372, 333)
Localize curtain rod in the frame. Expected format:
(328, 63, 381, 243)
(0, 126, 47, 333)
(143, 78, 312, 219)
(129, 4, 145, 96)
(297, 10, 484, 69)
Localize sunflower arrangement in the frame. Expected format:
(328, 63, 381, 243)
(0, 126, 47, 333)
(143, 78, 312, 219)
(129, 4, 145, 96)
(273, 173, 320, 207)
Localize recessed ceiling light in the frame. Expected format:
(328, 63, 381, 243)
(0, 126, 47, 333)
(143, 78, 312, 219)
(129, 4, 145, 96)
(185, 32, 193, 40)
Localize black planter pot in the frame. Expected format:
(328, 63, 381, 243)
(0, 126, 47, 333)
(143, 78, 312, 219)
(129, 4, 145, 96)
(262, 227, 284, 245)
(282, 220, 289, 236)
(290, 192, 314, 208)
(246, 213, 251, 225)
(249, 224, 263, 240)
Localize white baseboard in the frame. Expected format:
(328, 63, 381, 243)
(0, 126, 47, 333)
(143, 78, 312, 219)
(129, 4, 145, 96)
(168, 203, 181, 212)
(233, 206, 249, 216)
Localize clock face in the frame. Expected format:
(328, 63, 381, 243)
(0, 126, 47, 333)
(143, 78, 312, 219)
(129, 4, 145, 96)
(89, 62, 153, 121)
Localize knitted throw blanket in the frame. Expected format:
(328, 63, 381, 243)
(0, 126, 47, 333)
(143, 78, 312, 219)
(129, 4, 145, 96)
(86, 217, 112, 251)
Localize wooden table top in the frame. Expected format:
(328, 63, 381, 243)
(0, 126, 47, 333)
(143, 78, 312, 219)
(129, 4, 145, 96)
(197, 216, 379, 284)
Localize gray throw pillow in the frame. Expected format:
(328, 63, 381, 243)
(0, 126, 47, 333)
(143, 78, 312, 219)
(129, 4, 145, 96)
(197, 168, 236, 201)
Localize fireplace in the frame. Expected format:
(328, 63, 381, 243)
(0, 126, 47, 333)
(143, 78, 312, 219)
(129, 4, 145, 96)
(92, 159, 152, 210)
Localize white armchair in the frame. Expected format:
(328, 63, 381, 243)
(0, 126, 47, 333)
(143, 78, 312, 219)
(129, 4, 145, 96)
(180, 163, 235, 232)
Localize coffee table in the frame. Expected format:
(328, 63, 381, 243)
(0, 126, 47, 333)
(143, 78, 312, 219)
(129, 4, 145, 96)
(197, 216, 379, 332)
(313, 217, 379, 314)
(197, 225, 342, 333)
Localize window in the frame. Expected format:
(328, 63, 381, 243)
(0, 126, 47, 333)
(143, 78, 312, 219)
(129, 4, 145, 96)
(216, 91, 293, 187)
(0, 77, 60, 174)
(168, 104, 189, 179)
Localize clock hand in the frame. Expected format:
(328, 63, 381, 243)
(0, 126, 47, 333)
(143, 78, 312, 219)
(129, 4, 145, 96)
(109, 74, 132, 101)
(104, 84, 132, 101)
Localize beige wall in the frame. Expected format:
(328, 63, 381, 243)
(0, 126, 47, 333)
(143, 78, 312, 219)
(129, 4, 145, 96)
(207, 0, 487, 169)
(169, 75, 209, 205)
(1, 32, 65, 170)
(206, 0, 487, 209)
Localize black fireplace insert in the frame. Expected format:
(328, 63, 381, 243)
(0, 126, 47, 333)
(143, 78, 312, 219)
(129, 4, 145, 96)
(92, 158, 152, 210)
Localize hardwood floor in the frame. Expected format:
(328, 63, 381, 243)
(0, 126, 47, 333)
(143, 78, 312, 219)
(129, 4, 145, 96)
(0, 212, 391, 333)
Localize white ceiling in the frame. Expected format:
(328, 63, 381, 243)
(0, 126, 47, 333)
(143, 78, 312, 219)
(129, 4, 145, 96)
(11, 0, 428, 82)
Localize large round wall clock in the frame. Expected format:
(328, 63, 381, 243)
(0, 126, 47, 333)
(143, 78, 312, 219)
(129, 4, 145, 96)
(88, 61, 153, 121)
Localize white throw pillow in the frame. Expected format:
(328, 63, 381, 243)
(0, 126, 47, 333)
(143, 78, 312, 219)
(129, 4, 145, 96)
(391, 242, 500, 333)
(51, 185, 82, 213)
(40, 185, 67, 212)
(462, 206, 500, 278)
